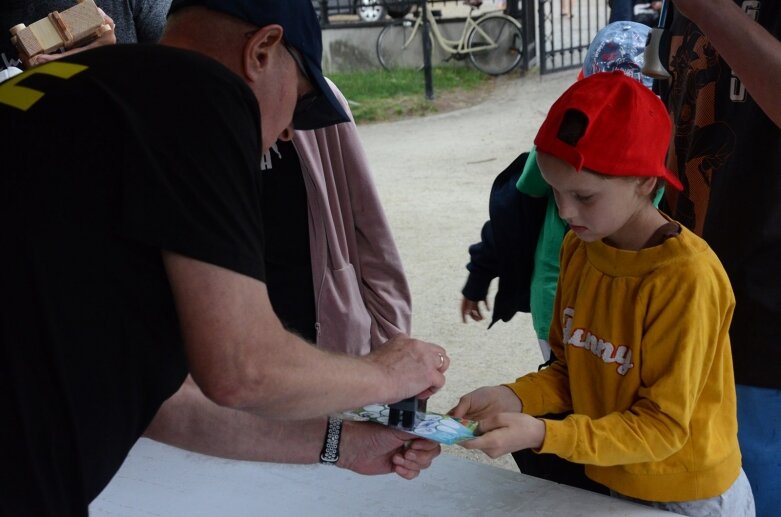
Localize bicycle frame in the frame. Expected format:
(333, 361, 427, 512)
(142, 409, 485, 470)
(399, 7, 505, 56)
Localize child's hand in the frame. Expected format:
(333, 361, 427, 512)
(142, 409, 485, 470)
(458, 413, 546, 459)
(448, 385, 522, 421)
(460, 297, 491, 323)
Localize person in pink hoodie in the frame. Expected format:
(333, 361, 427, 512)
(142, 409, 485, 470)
(262, 79, 411, 356)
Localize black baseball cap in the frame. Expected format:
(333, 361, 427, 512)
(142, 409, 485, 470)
(168, 0, 350, 130)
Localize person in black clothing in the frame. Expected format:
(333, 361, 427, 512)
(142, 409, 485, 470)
(608, 0, 661, 25)
(260, 140, 318, 344)
(0, 1, 449, 514)
(657, 1, 781, 514)
(459, 152, 546, 328)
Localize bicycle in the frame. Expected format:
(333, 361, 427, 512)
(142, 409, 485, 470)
(376, 0, 523, 76)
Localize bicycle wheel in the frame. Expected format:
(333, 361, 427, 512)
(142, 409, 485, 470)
(467, 15, 523, 76)
(377, 20, 424, 71)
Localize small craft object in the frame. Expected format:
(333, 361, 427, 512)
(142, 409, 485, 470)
(388, 396, 421, 430)
(9, 0, 111, 63)
(344, 404, 479, 445)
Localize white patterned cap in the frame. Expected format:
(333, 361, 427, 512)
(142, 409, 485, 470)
(582, 21, 653, 89)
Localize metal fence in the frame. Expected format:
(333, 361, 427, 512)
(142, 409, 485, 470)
(317, 0, 537, 73)
(535, 0, 610, 74)
(315, 0, 612, 75)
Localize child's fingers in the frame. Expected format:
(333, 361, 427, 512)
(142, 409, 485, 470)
(457, 421, 515, 459)
(460, 298, 488, 322)
(447, 396, 471, 418)
(459, 298, 473, 323)
(474, 414, 503, 435)
(460, 414, 508, 445)
(467, 304, 483, 321)
(447, 404, 464, 418)
(457, 433, 507, 459)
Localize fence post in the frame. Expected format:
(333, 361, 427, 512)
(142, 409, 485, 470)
(319, 0, 330, 26)
(421, 0, 434, 100)
(505, 0, 536, 73)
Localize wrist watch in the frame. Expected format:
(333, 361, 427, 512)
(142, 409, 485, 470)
(319, 416, 343, 465)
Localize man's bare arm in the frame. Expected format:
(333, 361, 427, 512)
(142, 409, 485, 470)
(162, 252, 448, 419)
(144, 376, 324, 462)
(673, 0, 781, 127)
(144, 376, 441, 479)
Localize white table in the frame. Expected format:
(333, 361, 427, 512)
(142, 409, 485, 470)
(91, 438, 673, 516)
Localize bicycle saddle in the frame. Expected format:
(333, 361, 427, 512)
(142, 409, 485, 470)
(463, 0, 484, 8)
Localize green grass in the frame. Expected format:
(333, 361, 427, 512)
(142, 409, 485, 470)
(329, 66, 491, 123)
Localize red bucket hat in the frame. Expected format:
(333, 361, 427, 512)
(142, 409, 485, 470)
(534, 71, 682, 191)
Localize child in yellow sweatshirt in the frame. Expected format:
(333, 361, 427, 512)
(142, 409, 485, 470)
(450, 71, 755, 516)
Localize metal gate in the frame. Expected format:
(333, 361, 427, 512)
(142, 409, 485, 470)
(315, 0, 612, 76)
(535, 0, 610, 74)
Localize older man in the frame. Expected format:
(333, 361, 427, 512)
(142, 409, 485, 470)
(0, 1, 448, 514)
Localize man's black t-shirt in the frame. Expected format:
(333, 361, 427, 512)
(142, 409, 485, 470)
(0, 45, 265, 514)
(663, 3, 781, 389)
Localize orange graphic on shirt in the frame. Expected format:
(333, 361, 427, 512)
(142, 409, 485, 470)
(664, 24, 736, 236)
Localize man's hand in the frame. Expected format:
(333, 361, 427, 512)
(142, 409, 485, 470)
(338, 421, 440, 480)
(458, 413, 546, 459)
(164, 252, 444, 418)
(460, 297, 490, 323)
(448, 385, 522, 421)
(145, 378, 438, 475)
(367, 334, 449, 401)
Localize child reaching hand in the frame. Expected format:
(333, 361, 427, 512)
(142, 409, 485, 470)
(450, 71, 754, 516)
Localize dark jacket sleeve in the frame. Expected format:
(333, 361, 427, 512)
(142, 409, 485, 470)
(461, 152, 548, 327)
(462, 220, 499, 302)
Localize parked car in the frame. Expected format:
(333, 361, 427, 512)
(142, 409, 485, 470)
(312, 0, 412, 23)
(382, 0, 416, 18)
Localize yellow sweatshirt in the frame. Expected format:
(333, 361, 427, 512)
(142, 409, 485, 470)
(507, 226, 740, 502)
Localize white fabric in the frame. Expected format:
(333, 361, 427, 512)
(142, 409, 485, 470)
(0, 66, 22, 83)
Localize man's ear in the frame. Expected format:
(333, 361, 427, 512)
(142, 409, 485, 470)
(242, 24, 284, 82)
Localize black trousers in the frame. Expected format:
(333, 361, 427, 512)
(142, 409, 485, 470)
(510, 411, 609, 495)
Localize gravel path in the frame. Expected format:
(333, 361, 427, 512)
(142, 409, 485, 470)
(356, 68, 578, 470)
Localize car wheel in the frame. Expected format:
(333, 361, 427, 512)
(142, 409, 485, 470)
(355, 0, 386, 22)
(383, 0, 412, 18)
